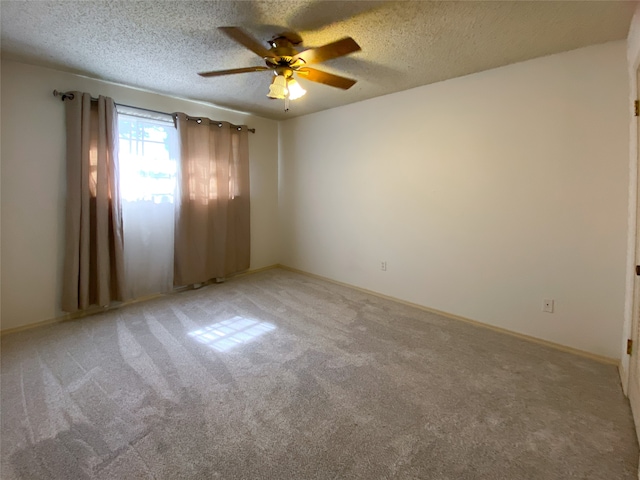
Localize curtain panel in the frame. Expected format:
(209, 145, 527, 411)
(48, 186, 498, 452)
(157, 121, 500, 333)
(173, 114, 250, 286)
(61, 92, 126, 312)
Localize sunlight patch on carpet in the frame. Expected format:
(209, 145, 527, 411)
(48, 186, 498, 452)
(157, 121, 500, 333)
(188, 316, 276, 352)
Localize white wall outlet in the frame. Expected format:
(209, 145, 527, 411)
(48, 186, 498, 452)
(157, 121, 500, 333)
(381, 261, 387, 271)
(543, 299, 554, 313)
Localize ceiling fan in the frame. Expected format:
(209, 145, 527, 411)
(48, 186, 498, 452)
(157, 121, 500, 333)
(198, 27, 361, 105)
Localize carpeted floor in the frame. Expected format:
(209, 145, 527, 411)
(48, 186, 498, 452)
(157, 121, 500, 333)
(1, 268, 637, 479)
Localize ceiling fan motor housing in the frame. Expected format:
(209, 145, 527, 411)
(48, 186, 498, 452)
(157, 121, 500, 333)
(266, 37, 306, 70)
(270, 32, 303, 46)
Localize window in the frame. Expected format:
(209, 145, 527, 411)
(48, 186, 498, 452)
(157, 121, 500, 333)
(118, 113, 177, 203)
(117, 108, 178, 299)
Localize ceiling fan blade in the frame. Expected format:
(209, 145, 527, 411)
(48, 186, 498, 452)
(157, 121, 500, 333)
(297, 68, 357, 90)
(198, 66, 270, 77)
(292, 37, 361, 65)
(218, 26, 276, 59)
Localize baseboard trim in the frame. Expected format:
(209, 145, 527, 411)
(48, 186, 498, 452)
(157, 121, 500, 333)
(620, 362, 630, 396)
(1, 263, 620, 366)
(0, 293, 166, 336)
(0, 264, 280, 336)
(628, 371, 640, 446)
(277, 265, 619, 366)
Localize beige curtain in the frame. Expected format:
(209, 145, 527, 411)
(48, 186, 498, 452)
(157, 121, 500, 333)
(61, 92, 126, 312)
(173, 113, 250, 286)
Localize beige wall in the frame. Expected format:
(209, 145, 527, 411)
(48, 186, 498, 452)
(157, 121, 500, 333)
(1, 41, 630, 359)
(279, 41, 629, 359)
(0, 60, 280, 330)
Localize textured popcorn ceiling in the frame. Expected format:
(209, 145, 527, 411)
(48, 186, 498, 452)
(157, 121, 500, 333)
(0, 1, 635, 120)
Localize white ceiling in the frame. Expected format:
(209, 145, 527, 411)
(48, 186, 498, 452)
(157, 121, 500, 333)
(0, 1, 636, 120)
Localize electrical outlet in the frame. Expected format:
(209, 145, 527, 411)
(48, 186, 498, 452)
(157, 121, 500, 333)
(381, 261, 387, 271)
(543, 299, 554, 313)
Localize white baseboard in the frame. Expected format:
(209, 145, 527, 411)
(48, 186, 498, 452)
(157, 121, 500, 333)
(0, 263, 622, 367)
(278, 265, 619, 366)
(0, 264, 280, 336)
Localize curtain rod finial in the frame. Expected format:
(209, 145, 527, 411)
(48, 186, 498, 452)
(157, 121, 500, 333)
(53, 90, 74, 101)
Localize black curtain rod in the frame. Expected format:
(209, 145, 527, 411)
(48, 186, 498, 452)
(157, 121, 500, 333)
(53, 90, 256, 133)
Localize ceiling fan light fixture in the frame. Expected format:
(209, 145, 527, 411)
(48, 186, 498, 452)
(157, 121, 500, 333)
(267, 74, 288, 99)
(203, 27, 361, 110)
(286, 78, 306, 100)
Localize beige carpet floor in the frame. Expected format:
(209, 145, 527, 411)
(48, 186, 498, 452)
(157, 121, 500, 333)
(1, 268, 637, 479)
